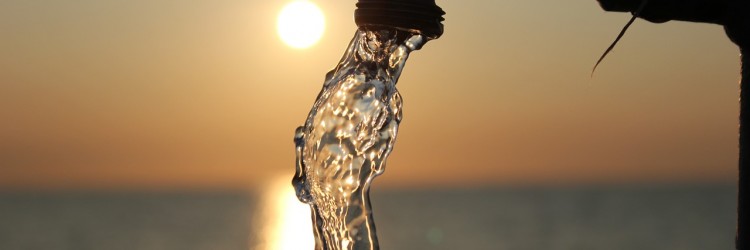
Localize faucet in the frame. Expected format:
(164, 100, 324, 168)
(354, 0, 445, 40)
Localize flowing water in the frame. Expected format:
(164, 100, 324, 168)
(293, 27, 427, 250)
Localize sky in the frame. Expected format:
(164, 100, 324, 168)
(0, 0, 742, 191)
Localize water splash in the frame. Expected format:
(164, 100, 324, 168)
(293, 27, 426, 250)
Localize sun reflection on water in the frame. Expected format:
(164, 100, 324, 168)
(254, 176, 315, 250)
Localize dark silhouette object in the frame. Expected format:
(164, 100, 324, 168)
(597, 0, 750, 248)
(592, 0, 648, 75)
(355, 0, 444, 40)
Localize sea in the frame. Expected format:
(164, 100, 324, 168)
(0, 184, 737, 250)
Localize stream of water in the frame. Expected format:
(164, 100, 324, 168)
(293, 27, 426, 250)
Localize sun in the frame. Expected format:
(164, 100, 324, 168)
(277, 0, 325, 49)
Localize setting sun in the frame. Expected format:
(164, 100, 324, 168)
(277, 0, 325, 49)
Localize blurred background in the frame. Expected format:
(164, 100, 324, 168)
(0, 0, 740, 249)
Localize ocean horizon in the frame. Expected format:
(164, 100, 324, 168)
(0, 183, 736, 250)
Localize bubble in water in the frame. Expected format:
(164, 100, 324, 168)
(292, 27, 427, 250)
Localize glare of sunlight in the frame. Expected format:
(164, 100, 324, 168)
(277, 0, 325, 49)
(254, 176, 315, 250)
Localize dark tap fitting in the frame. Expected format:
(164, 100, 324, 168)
(355, 0, 445, 40)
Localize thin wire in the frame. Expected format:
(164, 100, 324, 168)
(592, 0, 650, 77)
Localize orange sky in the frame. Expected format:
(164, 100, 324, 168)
(0, 0, 741, 190)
